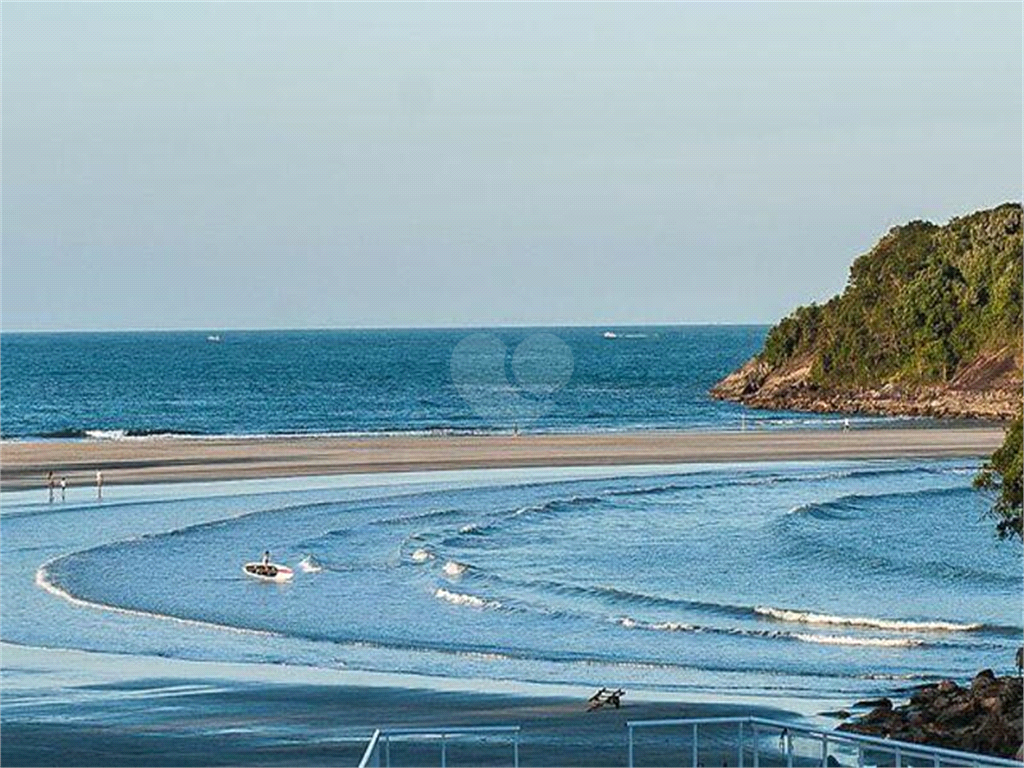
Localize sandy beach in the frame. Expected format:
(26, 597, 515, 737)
(0, 426, 1004, 492)
(0, 644, 802, 768)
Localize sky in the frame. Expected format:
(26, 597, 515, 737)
(2, 2, 1021, 331)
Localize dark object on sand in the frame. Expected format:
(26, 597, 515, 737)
(587, 687, 625, 711)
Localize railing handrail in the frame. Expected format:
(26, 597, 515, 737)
(626, 715, 1024, 767)
(378, 725, 521, 737)
(358, 723, 521, 768)
(357, 729, 381, 768)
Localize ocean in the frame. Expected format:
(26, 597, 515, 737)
(1, 326, 902, 440)
(3, 460, 1020, 708)
(1, 326, 1020, 717)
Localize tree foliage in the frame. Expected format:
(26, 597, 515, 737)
(975, 413, 1023, 540)
(759, 203, 1023, 388)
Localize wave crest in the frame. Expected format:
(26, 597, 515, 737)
(434, 588, 501, 610)
(791, 633, 923, 648)
(442, 560, 468, 577)
(755, 606, 982, 633)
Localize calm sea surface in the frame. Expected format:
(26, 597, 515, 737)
(2, 461, 1020, 706)
(0, 326, 904, 439)
(1, 327, 1019, 709)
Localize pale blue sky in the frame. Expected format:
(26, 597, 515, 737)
(3, 2, 1021, 331)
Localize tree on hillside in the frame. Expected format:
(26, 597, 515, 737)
(975, 414, 1023, 539)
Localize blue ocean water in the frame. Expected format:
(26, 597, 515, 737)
(1, 326, 896, 439)
(2, 326, 1018, 710)
(3, 461, 1021, 706)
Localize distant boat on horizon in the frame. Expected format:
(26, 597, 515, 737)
(206, 334, 222, 343)
(602, 331, 617, 339)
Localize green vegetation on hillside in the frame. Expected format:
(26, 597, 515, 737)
(975, 413, 1023, 539)
(760, 203, 1022, 387)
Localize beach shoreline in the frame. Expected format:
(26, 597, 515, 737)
(0, 426, 1004, 492)
(0, 642, 807, 767)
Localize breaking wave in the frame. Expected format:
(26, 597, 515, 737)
(791, 634, 924, 648)
(442, 560, 469, 577)
(434, 588, 502, 610)
(754, 606, 982, 633)
(411, 548, 433, 563)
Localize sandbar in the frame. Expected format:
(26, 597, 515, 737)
(0, 426, 1004, 491)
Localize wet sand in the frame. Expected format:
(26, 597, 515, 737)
(0, 426, 1004, 492)
(1, 644, 805, 767)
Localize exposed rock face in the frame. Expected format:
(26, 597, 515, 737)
(711, 203, 1023, 421)
(838, 671, 1024, 760)
(711, 346, 1022, 420)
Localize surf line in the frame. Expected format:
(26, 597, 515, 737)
(35, 560, 280, 639)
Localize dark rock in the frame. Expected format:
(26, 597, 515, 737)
(818, 709, 851, 719)
(854, 697, 893, 709)
(972, 669, 997, 691)
(840, 674, 1024, 760)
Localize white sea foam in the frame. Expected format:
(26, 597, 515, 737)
(411, 548, 433, 563)
(442, 560, 468, 577)
(755, 606, 981, 633)
(459, 524, 482, 534)
(859, 672, 930, 681)
(434, 588, 501, 609)
(617, 616, 696, 632)
(298, 555, 323, 573)
(650, 621, 698, 632)
(791, 633, 924, 648)
(84, 429, 129, 440)
(35, 563, 278, 638)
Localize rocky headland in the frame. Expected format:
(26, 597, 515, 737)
(838, 670, 1023, 761)
(712, 203, 1023, 421)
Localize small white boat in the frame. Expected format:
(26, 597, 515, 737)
(207, 334, 222, 342)
(602, 331, 617, 339)
(243, 562, 294, 582)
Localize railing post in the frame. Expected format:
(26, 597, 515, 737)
(440, 734, 446, 768)
(738, 720, 744, 768)
(821, 733, 828, 767)
(628, 725, 634, 768)
(514, 731, 519, 768)
(786, 729, 793, 768)
(856, 744, 864, 768)
(692, 723, 698, 768)
(753, 723, 760, 768)
(385, 735, 391, 768)
(932, 755, 940, 767)
(895, 745, 902, 768)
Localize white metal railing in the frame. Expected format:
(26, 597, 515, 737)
(625, 716, 1024, 768)
(357, 725, 521, 768)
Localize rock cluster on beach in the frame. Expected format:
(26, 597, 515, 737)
(711, 350, 1021, 420)
(838, 670, 1024, 760)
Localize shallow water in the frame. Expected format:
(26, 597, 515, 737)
(4, 460, 1020, 707)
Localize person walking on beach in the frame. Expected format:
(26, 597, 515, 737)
(47, 471, 55, 504)
(96, 470, 103, 501)
(60, 476, 67, 502)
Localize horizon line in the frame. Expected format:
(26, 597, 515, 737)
(0, 321, 774, 335)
